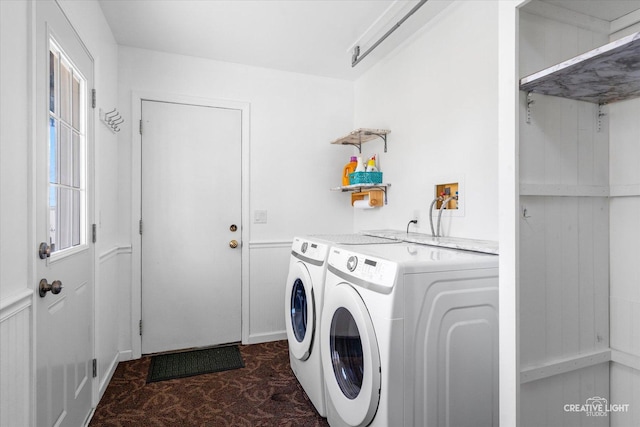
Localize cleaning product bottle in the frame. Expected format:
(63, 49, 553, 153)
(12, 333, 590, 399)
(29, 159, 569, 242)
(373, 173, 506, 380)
(365, 154, 378, 172)
(342, 156, 358, 186)
(355, 156, 365, 172)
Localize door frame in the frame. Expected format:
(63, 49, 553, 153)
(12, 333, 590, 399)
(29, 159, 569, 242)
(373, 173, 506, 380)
(130, 92, 250, 358)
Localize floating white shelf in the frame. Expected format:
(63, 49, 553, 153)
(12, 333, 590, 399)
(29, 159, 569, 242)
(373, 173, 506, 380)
(520, 31, 640, 104)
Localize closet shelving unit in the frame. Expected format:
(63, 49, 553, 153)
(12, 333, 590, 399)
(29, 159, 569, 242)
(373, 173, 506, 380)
(330, 128, 391, 206)
(520, 19, 640, 408)
(520, 31, 640, 104)
(520, 30, 640, 199)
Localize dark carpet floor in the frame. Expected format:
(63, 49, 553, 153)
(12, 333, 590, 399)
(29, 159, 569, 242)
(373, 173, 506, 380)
(89, 340, 329, 426)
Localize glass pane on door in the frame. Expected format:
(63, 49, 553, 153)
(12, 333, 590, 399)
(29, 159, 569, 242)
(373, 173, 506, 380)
(329, 307, 364, 400)
(290, 278, 308, 342)
(48, 39, 86, 254)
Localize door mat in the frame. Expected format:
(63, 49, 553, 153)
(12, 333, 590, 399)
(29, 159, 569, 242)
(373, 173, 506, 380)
(147, 345, 245, 383)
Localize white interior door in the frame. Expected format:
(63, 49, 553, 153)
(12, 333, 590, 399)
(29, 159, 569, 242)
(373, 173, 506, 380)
(141, 100, 242, 354)
(35, 1, 95, 426)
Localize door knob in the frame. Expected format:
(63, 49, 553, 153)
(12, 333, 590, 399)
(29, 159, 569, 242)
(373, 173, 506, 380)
(38, 242, 52, 259)
(39, 279, 63, 298)
(229, 240, 238, 249)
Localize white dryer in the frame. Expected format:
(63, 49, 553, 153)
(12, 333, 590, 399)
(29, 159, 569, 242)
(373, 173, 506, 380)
(320, 242, 499, 427)
(284, 234, 397, 417)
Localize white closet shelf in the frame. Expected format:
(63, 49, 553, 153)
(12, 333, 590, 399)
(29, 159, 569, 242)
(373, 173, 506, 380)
(520, 31, 640, 104)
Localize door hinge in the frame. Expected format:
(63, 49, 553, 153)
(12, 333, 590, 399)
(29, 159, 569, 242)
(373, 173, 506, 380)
(91, 89, 96, 109)
(139, 119, 143, 135)
(92, 358, 97, 378)
(92, 224, 97, 243)
(139, 319, 143, 336)
(139, 219, 143, 235)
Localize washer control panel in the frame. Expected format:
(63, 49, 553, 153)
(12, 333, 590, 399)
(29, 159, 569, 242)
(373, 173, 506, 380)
(291, 237, 328, 263)
(328, 248, 397, 290)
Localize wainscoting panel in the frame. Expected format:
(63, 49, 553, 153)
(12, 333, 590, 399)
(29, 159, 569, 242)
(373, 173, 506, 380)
(247, 241, 291, 344)
(0, 289, 32, 427)
(96, 246, 131, 400)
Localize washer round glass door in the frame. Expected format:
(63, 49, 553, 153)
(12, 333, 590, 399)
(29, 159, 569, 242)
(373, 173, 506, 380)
(284, 261, 315, 360)
(321, 282, 380, 427)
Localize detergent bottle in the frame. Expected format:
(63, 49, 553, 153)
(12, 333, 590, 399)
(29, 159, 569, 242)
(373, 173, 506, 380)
(365, 154, 378, 172)
(342, 156, 358, 186)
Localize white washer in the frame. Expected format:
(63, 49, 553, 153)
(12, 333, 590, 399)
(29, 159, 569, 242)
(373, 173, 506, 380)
(284, 234, 398, 417)
(321, 242, 499, 427)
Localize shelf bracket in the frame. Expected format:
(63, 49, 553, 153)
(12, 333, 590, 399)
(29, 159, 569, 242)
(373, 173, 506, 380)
(597, 103, 606, 133)
(526, 92, 534, 124)
(342, 142, 363, 153)
(364, 131, 388, 153)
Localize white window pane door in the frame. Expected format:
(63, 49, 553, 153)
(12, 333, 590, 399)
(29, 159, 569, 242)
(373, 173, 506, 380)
(48, 39, 85, 253)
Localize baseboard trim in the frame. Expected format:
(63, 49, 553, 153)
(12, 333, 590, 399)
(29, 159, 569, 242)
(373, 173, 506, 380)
(246, 331, 287, 345)
(98, 352, 120, 401)
(119, 349, 134, 362)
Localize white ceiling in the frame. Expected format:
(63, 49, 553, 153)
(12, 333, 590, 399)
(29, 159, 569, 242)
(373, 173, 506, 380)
(98, 0, 449, 81)
(98, 0, 640, 81)
(540, 0, 640, 22)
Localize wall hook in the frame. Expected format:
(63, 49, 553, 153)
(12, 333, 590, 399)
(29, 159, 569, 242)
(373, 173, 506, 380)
(100, 108, 124, 133)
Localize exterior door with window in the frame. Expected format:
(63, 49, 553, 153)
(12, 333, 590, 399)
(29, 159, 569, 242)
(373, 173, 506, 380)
(35, 1, 95, 426)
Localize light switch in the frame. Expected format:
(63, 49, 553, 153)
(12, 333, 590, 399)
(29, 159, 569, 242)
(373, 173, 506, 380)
(254, 210, 268, 224)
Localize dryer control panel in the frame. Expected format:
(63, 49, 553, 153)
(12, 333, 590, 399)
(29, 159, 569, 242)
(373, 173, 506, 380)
(328, 247, 398, 292)
(291, 237, 329, 264)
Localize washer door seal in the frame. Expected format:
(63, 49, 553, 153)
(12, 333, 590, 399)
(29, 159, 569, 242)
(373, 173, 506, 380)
(321, 282, 381, 426)
(284, 261, 315, 361)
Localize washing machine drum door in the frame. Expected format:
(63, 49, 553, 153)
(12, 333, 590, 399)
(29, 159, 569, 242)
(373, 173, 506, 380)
(322, 283, 381, 427)
(285, 261, 316, 361)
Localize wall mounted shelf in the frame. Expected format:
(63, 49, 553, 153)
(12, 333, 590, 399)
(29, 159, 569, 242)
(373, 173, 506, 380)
(330, 128, 390, 153)
(520, 31, 640, 104)
(331, 183, 391, 206)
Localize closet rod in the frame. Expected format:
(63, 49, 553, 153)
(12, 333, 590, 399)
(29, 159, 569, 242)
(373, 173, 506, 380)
(351, 0, 428, 67)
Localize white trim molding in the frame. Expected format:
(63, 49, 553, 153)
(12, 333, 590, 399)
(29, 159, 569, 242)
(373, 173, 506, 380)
(248, 240, 292, 250)
(520, 349, 612, 384)
(98, 245, 132, 263)
(0, 288, 33, 322)
(611, 349, 640, 372)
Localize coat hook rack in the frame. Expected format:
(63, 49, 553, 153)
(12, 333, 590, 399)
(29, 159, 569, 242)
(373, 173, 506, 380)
(99, 108, 124, 133)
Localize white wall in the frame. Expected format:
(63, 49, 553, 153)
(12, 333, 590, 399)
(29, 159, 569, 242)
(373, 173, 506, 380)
(0, 0, 30, 302)
(0, 1, 35, 425)
(353, 1, 499, 241)
(609, 37, 640, 427)
(117, 47, 354, 346)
